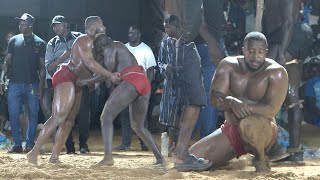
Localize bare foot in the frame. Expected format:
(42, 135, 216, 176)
(254, 160, 271, 172)
(26, 151, 38, 165)
(49, 156, 61, 164)
(92, 158, 114, 167)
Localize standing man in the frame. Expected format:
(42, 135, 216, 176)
(193, 0, 228, 139)
(114, 25, 157, 151)
(27, 16, 120, 164)
(75, 32, 164, 167)
(0, 13, 46, 153)
(262, 0, 313, 163)
(158, 15, 212, 171)
(164, 0, 228, 138)
(45, 15, 90, 154)
(189, 32, 288, 172)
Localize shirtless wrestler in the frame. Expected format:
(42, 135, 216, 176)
(189, 32, 289, 172)
(27, 16, 120, 165)
(77, 33, 164, 166)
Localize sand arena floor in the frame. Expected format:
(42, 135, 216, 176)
(0, 124, 320, 180)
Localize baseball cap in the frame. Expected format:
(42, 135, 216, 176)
(15, 13, 35, 25)
(50, 15, 68, 26)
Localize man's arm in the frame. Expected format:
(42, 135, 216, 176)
(146, 67, 154, 82)
(210, 59, 232, 109)
(77, 36, 120, 82)
(77, 74, 105, 87)
(144, 46, 157, 82)
(47, 50, 71, 76)
(248, 66, 289, 118)
(199, 20, 223, 66)
(38, 56, 46, 99)
(210, 58, 252, 119)
(45, 42, 55, 76)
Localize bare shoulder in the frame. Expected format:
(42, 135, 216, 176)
(113, 41, 131, 52)
(76, 34, 93, 46)
(265, 58, 288, 79)
(217, 56, 242, 70)
(112, 40, 126, 48)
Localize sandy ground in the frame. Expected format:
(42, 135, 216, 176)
(0, 124, 320, 180)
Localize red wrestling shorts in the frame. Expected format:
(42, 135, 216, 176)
(52, 65, 80, 92)
(120, 65, 151, 96)
(221, 121, 247, 157)
(221, 120, 277, 157)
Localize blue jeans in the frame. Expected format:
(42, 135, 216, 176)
(194, 43, 219, 138)
(7, 82, 39, 147)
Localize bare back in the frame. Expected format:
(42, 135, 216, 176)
(67, 33, 115, 81)
(98, 37, 139, 73)
(67, 34, 94, 79)
(211, 56, 288, 123)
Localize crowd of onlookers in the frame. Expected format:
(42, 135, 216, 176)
(0, 0, 319, 156)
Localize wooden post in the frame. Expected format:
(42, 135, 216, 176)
(255, 0, 264, 32)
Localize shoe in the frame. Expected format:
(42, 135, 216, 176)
(7, 146, 23, 153)
(174, 154, 213, 172)
(80, 147, 90, 154)
(67, 150, 76, 154)
(113, 145, 130, 151)
(23, 146, 33, 153)
(67, 147, 76, 154)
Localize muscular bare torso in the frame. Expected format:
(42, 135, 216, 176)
(67, 35, 94, 79)
(224, 56, 281, 123)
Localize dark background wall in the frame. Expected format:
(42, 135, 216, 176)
(0, 0, 164, 52)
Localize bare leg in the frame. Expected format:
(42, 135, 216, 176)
(41, 88, 53, 119)
(49, 91, 82, 163)
(129, 94, 164, 164)
(173, 105, 213, 171)
(27, 82, 75, 165)
(189, 128, 237, 168)
(175, 105, 200, 161)
(286, 63, 303, 150)
(95, 82, 137, 166)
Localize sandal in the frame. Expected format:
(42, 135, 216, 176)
(174, 154, 212, 172)
(273, 151, 305, 166)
